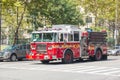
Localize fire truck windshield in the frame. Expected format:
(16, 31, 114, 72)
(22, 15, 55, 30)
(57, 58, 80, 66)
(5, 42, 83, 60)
(32, 33, 57, 42)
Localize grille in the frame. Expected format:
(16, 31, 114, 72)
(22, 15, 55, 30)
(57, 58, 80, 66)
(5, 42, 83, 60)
(37, 44, 47, 54)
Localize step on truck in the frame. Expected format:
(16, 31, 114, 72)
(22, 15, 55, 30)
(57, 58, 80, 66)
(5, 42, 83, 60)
(26, 24, 107, 64)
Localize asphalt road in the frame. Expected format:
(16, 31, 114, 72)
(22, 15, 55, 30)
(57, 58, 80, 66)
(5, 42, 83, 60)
(0, 56, 120, 80)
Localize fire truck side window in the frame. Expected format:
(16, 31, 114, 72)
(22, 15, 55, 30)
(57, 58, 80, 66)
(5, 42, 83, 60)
(74, 31, 79, 41)
(53, 33, 58, 42)
(64, 33, 68, 42)
(59, 33, 63, 41)
(68, 34, 73, 41)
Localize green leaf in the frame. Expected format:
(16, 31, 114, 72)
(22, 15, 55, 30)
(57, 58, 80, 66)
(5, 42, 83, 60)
(14, 1, 22, 7)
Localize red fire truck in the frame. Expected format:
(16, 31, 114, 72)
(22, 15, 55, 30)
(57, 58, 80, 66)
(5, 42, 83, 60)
(26, 24, 107, 64)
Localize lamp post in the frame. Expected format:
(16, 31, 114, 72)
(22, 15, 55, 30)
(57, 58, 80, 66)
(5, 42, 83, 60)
(86, 16, 89, 28)
(114, 0, 118, 46)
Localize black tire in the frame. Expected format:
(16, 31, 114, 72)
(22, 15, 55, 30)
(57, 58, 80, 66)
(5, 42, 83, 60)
(10, 54, 17, 61)
(62, 50, 73, 64)
(94, 50, 102, 61)
(41, 60, 49, 64)
(0, 60, 3, 62)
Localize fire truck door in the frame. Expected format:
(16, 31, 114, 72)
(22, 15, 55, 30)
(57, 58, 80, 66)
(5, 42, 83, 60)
(80, 37, 89, 58)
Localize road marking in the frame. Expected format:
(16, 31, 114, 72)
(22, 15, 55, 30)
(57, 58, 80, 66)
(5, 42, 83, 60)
(88, 68, 119, 73)
(103, 70, 120, 75)
(0, 65, 120, 77)
(76, 67, 108, 72)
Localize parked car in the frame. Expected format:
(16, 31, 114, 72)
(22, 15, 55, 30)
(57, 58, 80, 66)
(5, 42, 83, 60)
(0, 44, 30, 61)
(107, 46, 120, 56)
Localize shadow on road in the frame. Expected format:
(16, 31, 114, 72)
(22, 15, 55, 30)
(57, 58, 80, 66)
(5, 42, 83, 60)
(31, 58, 118, 65)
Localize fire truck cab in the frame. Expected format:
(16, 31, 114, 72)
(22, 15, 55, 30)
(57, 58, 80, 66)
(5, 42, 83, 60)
(26, 24, 107, 64)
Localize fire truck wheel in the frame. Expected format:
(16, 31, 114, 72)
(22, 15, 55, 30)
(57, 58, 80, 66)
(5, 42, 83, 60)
(41, 60, 49, 64)
(95, 50, 102, 61)
(62, 50, 73, 64)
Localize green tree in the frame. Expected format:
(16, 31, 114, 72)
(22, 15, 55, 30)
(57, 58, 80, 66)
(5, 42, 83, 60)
(2, 0, 84, 45)
(78, 0, 115, 26)
(2, 0, 30, 45)
(27, 0, 83, 28)
(78, 0, 120, 45)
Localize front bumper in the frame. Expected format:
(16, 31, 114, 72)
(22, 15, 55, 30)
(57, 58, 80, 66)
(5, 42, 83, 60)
(0, 56, 9, 60)
(26, 54, 34, 60)
(26, 54, 57, 61)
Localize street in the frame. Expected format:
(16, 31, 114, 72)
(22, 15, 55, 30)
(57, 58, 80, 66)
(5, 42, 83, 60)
(0, 56, 120, 80)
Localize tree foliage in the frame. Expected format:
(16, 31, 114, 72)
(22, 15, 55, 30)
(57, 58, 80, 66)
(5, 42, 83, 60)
(1, 0, 84, 45)
(2, 0, 29, 45)
(78, 0, 115, 26)
(2, 0, 120, 45)
(78, 0, 120, 45)
(27, 0, 83, 27)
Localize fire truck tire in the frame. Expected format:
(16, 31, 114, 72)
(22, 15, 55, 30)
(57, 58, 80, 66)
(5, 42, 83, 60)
(62, 50, 73, 64)
(41, 60, 49, 64)
(94, 49, 102, 61)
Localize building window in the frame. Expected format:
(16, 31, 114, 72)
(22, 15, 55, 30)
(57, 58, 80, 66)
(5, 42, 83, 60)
(86, 16, 92, 23)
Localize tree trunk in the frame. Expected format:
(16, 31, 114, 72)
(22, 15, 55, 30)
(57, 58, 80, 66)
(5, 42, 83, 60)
(13, 1, 27, 45)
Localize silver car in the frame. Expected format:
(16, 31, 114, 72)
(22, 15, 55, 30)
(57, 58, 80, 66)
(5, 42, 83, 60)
(0, 44, 30, 61)
(107, 46, 120, 56)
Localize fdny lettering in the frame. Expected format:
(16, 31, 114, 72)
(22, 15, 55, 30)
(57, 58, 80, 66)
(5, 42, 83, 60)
(51, 44, 80, 48)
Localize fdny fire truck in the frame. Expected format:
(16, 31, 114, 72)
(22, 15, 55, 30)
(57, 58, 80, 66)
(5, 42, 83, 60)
(26, 24, 107, 64)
